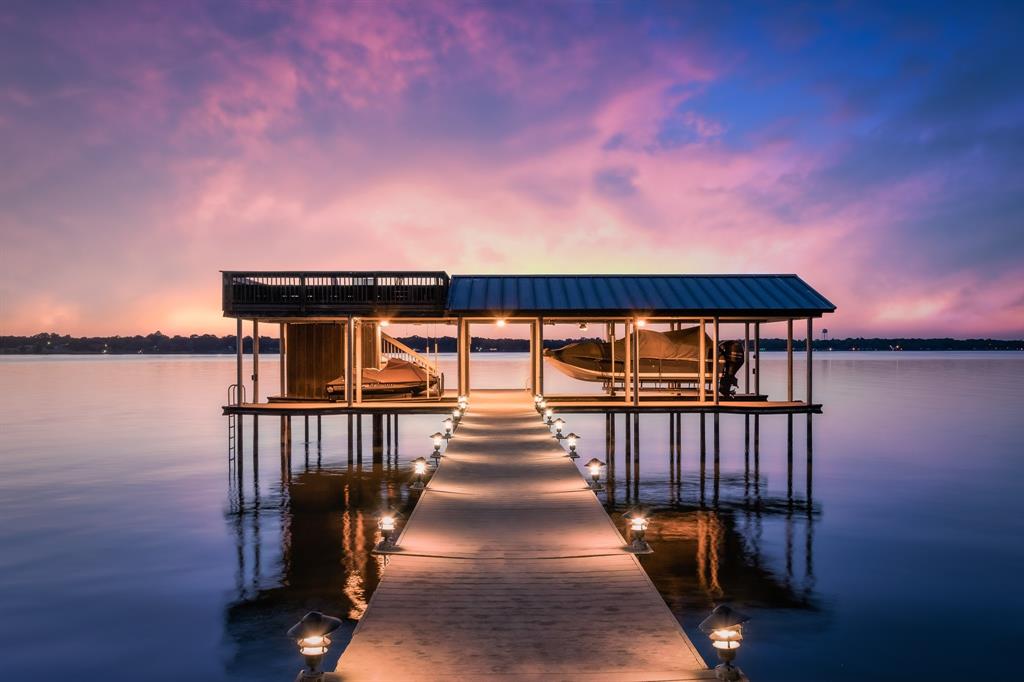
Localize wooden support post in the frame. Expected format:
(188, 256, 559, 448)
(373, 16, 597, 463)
(347, 414, 353, 466)
(457, 318, 465, 395)
(345, 317, 354, 407)
(235, 318, 243, 404)
(698, 318, 706, 402)
(754, 323, 761, 396)
(304, 415, 309, 444)
(355, 319, 363, 404)
(252, 319, 259, 403)
(356, 415, 363, 465)
(632, 320, 640, 407)
(529, 320, 536, 395)
(607, 322, 616, 397)
(712, 318, 719, 406)
(537, 318, 544, 396)
(787, 319, 794, 402)
(806, 318, 814, 405)
(623, 320, 631, 404)
(624, 413, 632, 500)
(279, 322, 286, 398)
(317, 415, 322, 444)
(744, 322, 750, 395)
(632, 413, 640, 498)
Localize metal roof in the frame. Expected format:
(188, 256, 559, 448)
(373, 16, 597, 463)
(446, 275, 835, 318)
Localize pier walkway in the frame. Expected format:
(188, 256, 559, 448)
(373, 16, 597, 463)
(334, 389, 713, 681)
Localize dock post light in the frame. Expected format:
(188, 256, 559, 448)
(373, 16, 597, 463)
(452, 407, 462, 423)
(544, 408, 555, 425)
(698, 605, 751, 682)
(430, 431, 444, 464)
(410, 457, 429, 490)
(374, 510, 402, 552)
(553, 417, 566, 438)
(442, 418, 454, 439)
(458, 395, 468, 410)
(534, 394, 543, 406)
(287, 611, 343, 680)
(565, 432, 580, 459)
(585, 458, 605, 490)
(537, 398, 547, 414)
(624, 510, 653, 554)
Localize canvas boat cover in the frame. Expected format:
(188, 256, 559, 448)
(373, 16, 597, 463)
(554, 327, 710, 366)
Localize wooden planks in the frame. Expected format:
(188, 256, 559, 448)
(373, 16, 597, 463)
(334, 390, 713, 681)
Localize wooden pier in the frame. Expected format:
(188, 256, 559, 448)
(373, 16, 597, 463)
(332, 389, 715, 681)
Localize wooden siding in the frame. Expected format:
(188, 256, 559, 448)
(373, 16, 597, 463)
(285, 323, 343, 399)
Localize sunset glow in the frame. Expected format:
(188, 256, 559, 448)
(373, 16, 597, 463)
(2, 1, 1022, 337)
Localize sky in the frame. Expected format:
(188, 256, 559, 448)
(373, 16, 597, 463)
(1, 0, 1022, 338)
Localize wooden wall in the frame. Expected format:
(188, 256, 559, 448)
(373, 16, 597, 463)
(285, 323, 343, 399)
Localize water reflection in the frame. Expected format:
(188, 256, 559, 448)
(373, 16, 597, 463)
(599, 413, 821, 616)
(223, 414, 416, 678)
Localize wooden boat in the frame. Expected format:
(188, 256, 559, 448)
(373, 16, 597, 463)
(326, 358, 441, 399)
(544, 327, 744, 397)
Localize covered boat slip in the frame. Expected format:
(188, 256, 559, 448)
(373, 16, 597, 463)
(221, 272, 835, 416)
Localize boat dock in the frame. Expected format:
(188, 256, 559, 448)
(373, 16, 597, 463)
(331, 389, 716, 681)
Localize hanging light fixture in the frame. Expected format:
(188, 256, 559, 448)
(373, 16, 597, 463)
(623, 510, 653, 554)
(496, 318, 507, 327)
(410, 456, 429, 490)
(698, 605, 751, 682)
(578, 322, 588, 331)
(585, 458, 605, 490)
(636, 318, 647, 327)
(565, 432, 580, 459)
(287, 611, 343, 679)
(379, 320, 390, 328)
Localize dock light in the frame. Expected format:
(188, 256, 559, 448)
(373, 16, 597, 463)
(579, 322, 588, 331)
(623, 510, 653, 554)
(565, 432, 581, 459)
(496, 318, 507, 327)
(431, 431, 444, 451)
(375, 509, 403, 552)
(536, 398, 547, 414)
(636, 319, 647, 328)
(585, 458, 605, 490)
(452, 407, 462, 422)
(458, 395, 468, 410)
(442, 418, 454, 438)
(410, 457, 429, 490)
(379, 320, 390, 328)
(534, 394, 543, 405)
(553, 417, 566, 437)
(288, 611, 343, 679)
(698, 605, 751, 681)
(544, 408, 555, 425)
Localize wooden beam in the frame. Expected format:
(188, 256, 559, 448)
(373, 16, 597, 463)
(744, 322, 750, 394)
(252, 319, 259, 403)
(235, 318, 243, 404)
(345, 317, 354, 407)
(632, 319, 640, 407)
(806, 317, 813, 405)
(712, 317, 719, 406)
(787, 319, 794, 402)
(623, 320, 632, 404)
(754, 322, 761, 396)
(280, 322, 286, 398)
(698, 318, 706, 402)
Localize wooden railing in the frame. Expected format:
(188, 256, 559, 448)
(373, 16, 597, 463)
(222, 271, 449, 316)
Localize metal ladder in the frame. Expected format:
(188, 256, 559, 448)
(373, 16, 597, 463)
(227, 383, 246, 460)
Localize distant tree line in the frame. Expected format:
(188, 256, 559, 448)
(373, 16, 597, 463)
(2, 332, 1022, 354)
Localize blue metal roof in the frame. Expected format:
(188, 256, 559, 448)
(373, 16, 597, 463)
(446, 275, 835, 317)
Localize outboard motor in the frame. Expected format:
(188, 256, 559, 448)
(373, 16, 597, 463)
(718, 340, 745, 398)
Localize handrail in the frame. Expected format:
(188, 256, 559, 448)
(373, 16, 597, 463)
(222, 271, 449, 316)
(228, 383, 247, 406)
(380, 333, 439, 377)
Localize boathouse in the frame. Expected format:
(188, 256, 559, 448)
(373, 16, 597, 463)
(222, 271, 835, 415)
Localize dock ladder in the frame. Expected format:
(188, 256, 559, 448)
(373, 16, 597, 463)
(227, 383, 246, 460)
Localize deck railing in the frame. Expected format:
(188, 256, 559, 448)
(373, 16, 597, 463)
(222, 271, 449, 316)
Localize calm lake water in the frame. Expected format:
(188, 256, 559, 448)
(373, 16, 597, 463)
(1, 352, 1022, 681)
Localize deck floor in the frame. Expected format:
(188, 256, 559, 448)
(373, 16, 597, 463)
(333, 389, 713, 681)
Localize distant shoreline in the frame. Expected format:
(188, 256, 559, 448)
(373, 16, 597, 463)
(3, 333, 1022, 354)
